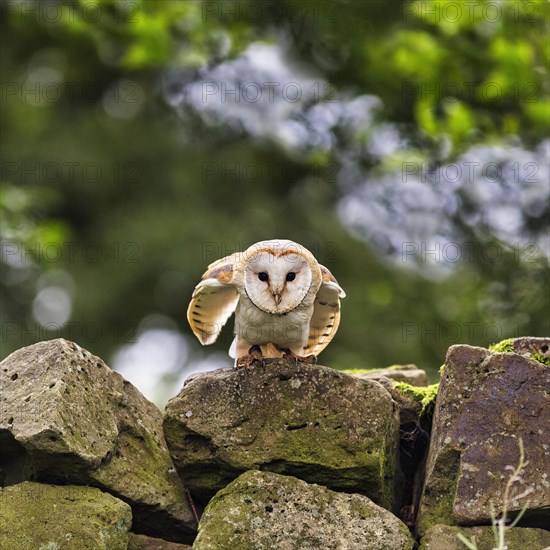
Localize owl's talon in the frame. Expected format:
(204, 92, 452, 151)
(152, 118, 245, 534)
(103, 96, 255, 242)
(236, 355, 260, 367)
(281, 351, 317, 365)
(236, 345, 263, 367)
(283, 354, 298, 367)
(300, 354, 317, 365)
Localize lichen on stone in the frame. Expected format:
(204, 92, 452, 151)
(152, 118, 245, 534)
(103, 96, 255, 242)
(193, 470, 415, 550)
(0, 482, 132, 549)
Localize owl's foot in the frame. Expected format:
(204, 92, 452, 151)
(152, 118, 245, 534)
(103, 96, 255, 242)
(236, 345, 263, 367)
(282, 350, 317, 365)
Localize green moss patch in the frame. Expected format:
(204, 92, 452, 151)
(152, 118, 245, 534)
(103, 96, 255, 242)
(488, 338, 515, 352)
(531, 353, 550, 366)
(393, 382, 439, 417)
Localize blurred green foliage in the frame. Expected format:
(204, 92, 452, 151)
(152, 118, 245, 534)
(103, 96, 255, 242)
(1, 0, 548, 389)
(365, 0, 549, 147)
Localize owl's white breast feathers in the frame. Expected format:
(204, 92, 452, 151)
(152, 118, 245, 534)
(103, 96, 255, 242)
(234, 296, 314, 355)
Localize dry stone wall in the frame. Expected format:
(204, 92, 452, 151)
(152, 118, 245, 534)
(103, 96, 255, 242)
(1, 337, 548, 549)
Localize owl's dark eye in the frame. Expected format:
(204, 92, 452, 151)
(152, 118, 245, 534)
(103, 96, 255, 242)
(286, 272, 296, 281)
(258, 272, 269, 282)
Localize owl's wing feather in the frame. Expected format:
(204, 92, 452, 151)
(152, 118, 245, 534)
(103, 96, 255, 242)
(187, 255, 240, 345)
(303, 265, 346, 356)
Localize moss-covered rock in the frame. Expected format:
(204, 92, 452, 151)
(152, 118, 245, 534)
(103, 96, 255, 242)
(0, 481, 131, 549)
(346, 364, 429, 387)
(489, 336, 550, 366)
(193, 470, 414, 550)
(417, 344, 550, 535)
(163, 359, 401, 511)
(0, 339, 197, 542)
(419, 524, 550, 549)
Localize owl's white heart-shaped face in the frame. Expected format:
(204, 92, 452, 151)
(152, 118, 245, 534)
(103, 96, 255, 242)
(244, 250, 313, 314)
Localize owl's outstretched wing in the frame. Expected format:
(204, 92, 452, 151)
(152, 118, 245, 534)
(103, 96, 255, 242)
(187, 254, 240, 345)
(303, 265, 346, 356)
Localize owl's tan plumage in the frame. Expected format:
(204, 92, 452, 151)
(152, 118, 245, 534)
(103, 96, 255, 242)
(187, 240, 345, 364)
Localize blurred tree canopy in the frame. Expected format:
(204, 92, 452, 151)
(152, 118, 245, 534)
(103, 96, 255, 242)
(1, 0, 548, 402)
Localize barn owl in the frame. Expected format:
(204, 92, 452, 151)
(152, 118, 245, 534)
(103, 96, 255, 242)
(187, 239, 345, 366)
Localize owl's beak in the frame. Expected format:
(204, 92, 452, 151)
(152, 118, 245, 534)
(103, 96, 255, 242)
(271, 290, 282, 306)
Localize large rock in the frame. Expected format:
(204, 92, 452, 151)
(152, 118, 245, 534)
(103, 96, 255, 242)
(164, 359, 401, 510)
(419, 524, 550, 549)
(193, 470, 414, 550)
(0, 339, 197, 542)
(417, 344, 550, 535)
(0, 481, 132, 549)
